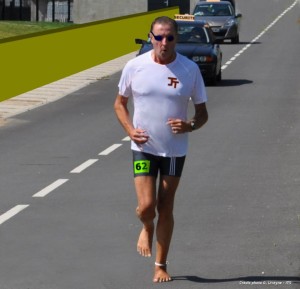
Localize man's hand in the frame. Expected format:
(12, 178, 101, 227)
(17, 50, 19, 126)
(167, 118, 191, 134)
(130, 128, 149, 144)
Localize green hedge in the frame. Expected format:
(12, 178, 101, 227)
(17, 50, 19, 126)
(0, 7, 178, 102)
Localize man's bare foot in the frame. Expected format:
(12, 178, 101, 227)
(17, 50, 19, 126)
(153, 263, 172, 283)
(137, 225, 154, 257)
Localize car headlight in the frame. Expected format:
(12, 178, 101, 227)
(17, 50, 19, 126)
(224, 18, 235, 26)
(192, 56, 200, 62)
(192, 56, 214, 63)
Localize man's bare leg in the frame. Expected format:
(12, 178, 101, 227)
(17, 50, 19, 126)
(134, 176, 157, 257)
(153, 176, 180, 282)
(137, 221, 154, 257)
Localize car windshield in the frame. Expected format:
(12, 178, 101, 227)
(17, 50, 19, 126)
(194, 4, 233, 17)
(177, 24, 210, 44)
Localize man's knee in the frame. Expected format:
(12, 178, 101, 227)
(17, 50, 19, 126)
(157, 197, 175, 220)
(136, 204, 156, 221)
(157, 206, 174, 219)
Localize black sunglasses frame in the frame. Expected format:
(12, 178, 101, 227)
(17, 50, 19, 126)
(150, 31, 175, 42)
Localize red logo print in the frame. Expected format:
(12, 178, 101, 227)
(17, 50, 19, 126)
(168, 77, 179, 88)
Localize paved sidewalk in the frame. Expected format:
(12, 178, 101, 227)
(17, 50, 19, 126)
(0, 51, 136, 124)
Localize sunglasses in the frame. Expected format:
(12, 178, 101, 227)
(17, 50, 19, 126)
(150, 31, 175, 42)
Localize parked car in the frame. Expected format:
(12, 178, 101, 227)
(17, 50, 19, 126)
(193, 0, 242, 43)
(135, 16, 223, 85)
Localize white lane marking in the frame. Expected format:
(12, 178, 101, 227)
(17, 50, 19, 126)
(99, 144, 122, 155)
(122, 136, 131, 141)
(221, 0, 297, 71)
(70, 159, 98, 173)
(33, 179, 69, 197)
(0, 204, 29, 225)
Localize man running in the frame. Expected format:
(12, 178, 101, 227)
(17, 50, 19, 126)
(114, 16, 208, 283)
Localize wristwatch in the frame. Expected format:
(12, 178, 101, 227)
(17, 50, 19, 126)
(190, 121, 196, 131)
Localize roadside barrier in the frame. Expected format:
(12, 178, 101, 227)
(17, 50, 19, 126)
(0, 7, 178, 101)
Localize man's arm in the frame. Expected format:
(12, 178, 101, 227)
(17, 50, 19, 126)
(114, 94, 133, 135)
(188, 102, 208, 132)
(167, 103, 208, 134)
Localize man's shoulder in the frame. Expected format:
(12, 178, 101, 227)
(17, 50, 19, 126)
(176, 53, 199, 71)
(126, 51, 151, 67)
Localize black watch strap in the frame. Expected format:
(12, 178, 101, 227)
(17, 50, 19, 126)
(190, 121, 196, 131)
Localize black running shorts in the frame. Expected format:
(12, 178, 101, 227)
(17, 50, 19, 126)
(132, 150, 186, 178)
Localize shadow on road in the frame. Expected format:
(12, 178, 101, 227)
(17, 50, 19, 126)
(172, 275, 300, 284)
(219, 41, 262, 45)
(217, 79, 253, 86)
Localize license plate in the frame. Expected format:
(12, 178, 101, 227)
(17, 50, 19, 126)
(212, 28, 220, 32)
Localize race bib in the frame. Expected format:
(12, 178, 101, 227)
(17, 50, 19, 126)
(134, 160, 150, 174)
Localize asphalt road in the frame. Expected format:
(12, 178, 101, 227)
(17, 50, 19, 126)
(1, 1, 300, 288)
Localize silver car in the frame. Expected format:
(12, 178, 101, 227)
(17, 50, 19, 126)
(193, 1, 242, 43)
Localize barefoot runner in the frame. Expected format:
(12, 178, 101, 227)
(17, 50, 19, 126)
(114, 16, 208, 283)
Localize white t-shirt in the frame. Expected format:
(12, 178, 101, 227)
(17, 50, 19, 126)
(118, 50, 207, 157)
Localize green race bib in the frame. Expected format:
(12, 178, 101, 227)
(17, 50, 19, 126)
(134, 160, 150, 174)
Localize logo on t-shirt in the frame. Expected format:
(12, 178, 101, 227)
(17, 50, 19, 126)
(168, 77, 179, 88)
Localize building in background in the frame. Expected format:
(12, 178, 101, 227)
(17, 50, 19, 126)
(74, 0, 190, 24)
(0, 0, 72, 22)
(0, 0, 192, 23)
(1, 0, 32, 21)
(32, 0, 73, 22)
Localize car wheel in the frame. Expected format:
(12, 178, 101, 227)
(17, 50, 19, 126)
(206, 73, 217, 86)
(216, 68, 222, 82)
(231, 34, 239, 44)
